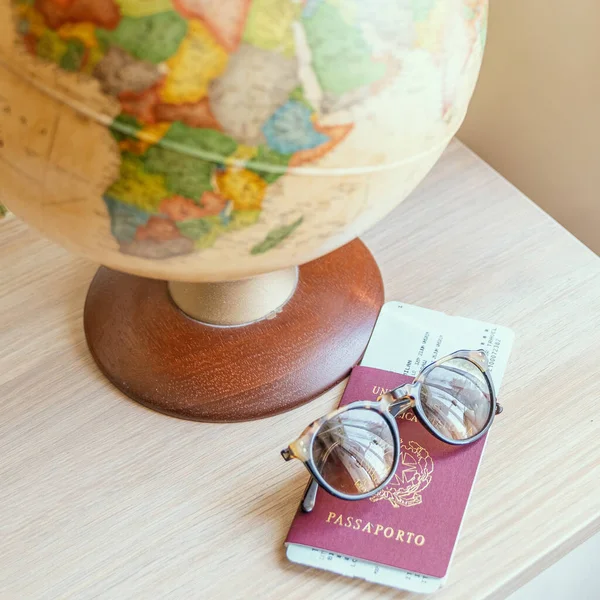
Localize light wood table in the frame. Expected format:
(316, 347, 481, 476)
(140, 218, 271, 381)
(1, 140, 599, 599)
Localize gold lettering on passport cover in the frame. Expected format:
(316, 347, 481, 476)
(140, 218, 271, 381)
(325, 512, 426, 546)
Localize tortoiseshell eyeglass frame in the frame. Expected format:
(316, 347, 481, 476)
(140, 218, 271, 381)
(281, 349, 501, 513)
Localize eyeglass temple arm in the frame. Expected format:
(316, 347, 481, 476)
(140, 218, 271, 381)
(301, 477, 319, 513)
(281, 446, 318, 512)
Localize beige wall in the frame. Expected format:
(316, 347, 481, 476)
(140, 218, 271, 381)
(458, 0, 600, 253)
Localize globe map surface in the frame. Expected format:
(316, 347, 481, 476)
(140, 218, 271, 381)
(0, 0, 486, 281)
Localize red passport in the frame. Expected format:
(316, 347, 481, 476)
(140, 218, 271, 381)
(285, 366, 487, 579)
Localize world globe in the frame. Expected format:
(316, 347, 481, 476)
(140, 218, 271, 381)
(0, 0, 487, 420)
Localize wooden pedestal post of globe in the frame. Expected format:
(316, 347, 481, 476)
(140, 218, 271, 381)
(0, 0, 486, 421)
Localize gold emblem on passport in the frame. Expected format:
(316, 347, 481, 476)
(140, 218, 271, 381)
(370, 440, 434, 508)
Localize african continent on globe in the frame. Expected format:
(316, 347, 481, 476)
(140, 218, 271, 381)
(0, 0, 487, 281)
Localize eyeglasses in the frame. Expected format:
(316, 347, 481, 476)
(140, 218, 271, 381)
(281, 350, 501, 513)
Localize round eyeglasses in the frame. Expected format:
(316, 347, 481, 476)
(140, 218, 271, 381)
(281, 349, 501, 512)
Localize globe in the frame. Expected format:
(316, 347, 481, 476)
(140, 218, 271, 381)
(0, 0, 487, 420)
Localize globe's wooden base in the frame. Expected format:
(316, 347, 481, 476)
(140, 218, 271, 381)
(84, 240, 384, 422)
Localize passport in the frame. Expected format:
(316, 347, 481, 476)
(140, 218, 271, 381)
(284, 302, 515, 592)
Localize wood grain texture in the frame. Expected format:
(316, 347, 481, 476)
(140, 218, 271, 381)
(1, 141, 599, 599)
(83, 240, 383, 421)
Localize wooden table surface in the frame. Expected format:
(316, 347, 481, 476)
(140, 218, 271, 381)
(1, 140, 599, 599)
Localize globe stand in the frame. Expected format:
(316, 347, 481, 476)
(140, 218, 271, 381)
(83, 239, 383, 422)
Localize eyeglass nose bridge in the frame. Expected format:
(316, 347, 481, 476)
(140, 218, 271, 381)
(380, 384, 416, 417)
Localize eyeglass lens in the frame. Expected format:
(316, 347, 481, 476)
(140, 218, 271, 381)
(311, 408, 395, 496)
(419, 358, 492, 441)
